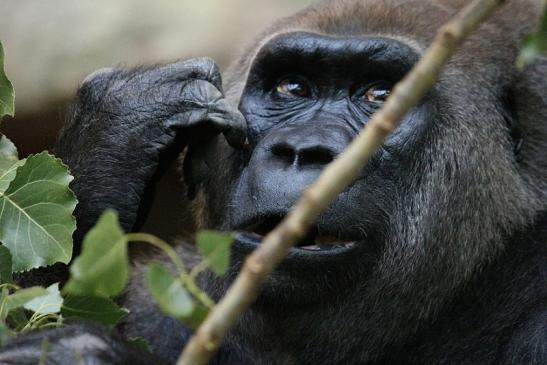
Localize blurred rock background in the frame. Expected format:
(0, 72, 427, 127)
(0, 0, 312, 240)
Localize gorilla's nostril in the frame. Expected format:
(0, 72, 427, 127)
(298, 147, 335, 166)
(271, 143, 335, 167)
(271, 143, 296, 165)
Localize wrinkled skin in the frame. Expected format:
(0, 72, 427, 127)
(2, 0, 547, 364)
(56, 58, 246, 243)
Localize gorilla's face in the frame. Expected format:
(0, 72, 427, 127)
(196, 2, 541, 305)
(226, 33, 422, 267)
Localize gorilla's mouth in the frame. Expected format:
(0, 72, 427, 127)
(237, 215, 357, 252)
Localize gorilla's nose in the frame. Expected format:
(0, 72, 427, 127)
(267, 126, 350, 169)
(245, 125, 353, 210)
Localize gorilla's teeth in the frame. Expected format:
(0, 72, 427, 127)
(299, 245, 322, 251)
(299, 243, 355, 251)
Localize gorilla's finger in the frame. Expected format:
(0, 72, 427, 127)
(151, 57, 222, 92)
(166, 79, 246, 148)
(209, 98, 247, 149)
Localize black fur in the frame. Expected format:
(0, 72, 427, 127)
(2, 0, 547, 364)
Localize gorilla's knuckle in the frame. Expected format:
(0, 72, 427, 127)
(185, 57, 220, 79)
(179, 78, 223, 105)
(77, 67, 125, 104)
(80, 67, 118, 90)
(176, 57, 222, 91)
(82, 67, 117, 84)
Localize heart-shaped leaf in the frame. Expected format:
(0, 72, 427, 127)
(0, 152, 77, 272)
(23, 283, 63, 315)
(5, 287, 48, 312)
(62, 295, 128, 327)
(146, 262, 206, 327)
(196, 230, 234, 276)
(64, 210, 129, 298)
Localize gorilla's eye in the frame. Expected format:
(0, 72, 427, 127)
(363, 83, 392, 103)
(276, 77, 311, 97)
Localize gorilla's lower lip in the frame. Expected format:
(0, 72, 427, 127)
(234, 215, 360, 255)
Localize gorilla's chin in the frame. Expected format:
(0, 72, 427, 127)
(223, 230, 373, 305)
(230, 219, 374, 277)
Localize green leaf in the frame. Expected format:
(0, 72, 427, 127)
(0, 288, 8, 321)
(0, 136, 17, 170)
(128, 337, 152, 353)
(61, 295, 128, 328)
(64, 210, 129, 298)
(0, 158, 24, 195)
(0, 245, 12, 283)
(183, 304, 209, 329)
(517, 2, 547, 68)
(5, 287, 48, 312)
(146, 262, 196, 321)
(0, 136, 23, 194)
(23, 283, 63, 315)
(0, 42, 14, 119)
(0, 321, 10, 348)
(0, 152, 77, 272)
(196, 230, 234, 276)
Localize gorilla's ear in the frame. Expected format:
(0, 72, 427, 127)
(183, 144, 211, 200)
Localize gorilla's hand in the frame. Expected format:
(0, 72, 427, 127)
(55, 58, 246, 244)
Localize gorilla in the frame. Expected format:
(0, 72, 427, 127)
(1, 0, 546, 364)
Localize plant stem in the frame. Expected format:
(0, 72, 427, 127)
(126, 233, 214, 308)
(0, 283, 19, 291)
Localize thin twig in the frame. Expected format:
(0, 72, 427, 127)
(126, 233, 215, 308)
(177, 0, 506, 364)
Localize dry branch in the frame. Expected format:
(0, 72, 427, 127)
(177, 0, 506, 364)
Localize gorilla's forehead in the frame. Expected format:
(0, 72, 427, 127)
(252, 31, 419, 66)
(245, 31, 419, 86)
